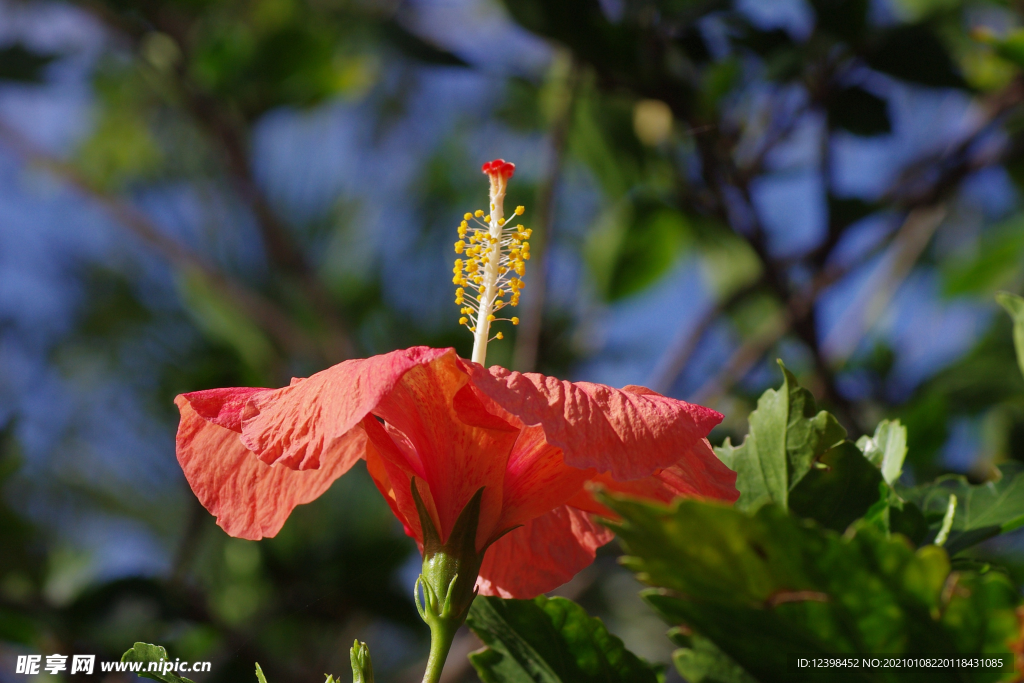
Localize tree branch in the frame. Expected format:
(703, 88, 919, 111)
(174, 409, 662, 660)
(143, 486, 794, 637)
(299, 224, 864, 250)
(0, 119, 322, 362)
(512, 54, 582, 373)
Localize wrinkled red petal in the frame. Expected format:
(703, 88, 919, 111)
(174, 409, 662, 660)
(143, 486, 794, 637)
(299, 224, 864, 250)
(568, 438, 738, 516)
(239, 346, 451, 469)
(359, 352, 519, 549)
(475, 505, 613, 598)
(494, 424, 593, 533)
(175, 397, 362, 540)
(464, 364, 723, 481)
(183, 386, 271, 431)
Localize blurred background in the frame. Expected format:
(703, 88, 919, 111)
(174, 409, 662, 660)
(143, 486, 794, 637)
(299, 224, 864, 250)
(2, 0, 1024, 680)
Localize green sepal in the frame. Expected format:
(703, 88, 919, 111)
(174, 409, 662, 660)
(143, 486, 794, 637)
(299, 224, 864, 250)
(412, 479, 486, 625)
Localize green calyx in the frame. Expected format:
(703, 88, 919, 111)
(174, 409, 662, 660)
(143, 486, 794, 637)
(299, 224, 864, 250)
(412, 480, 486, 629)
(411, 480, 487, 683)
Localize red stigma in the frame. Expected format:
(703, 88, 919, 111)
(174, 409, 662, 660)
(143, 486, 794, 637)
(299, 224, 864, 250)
(482, 158, 515, 180)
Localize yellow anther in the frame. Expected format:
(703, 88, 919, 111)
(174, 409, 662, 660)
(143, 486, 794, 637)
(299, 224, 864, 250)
(464, 213, 473, 220)
(496, 332, 504, 340)
(455, 241, 465, 253)
(512, 317, 520, 325)
(484, 215, 491, 222)
(475, 210, 484, 217)
(459, 316, 468, 325)
(515, 206, 525, 215)
(452, 275, 461, 284)
(488, 314, 496, 321)
(522, 252, 531, 261)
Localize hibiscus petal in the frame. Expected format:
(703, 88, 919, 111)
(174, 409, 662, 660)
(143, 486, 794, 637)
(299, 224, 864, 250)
(366, 354, 518, 549)
(183, 386, 272, 431)
(475, 505, 613, 599)
(465, 364, 723, 481)
(239, 346, 452, 469)
(175, 397, 363, 540)
(495, 425, 593, 533)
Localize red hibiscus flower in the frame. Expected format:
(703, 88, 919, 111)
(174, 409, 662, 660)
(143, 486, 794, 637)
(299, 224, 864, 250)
(175, 158, 738, 602)
(175, 345, 736, 598)
(175, 158, 738, 682)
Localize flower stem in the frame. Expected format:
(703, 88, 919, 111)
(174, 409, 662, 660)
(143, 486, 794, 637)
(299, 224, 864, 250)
(421, 619, 459, 683)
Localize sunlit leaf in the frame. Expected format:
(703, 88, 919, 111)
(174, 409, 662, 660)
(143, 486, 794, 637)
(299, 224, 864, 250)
(715, 362, 846, 511)
(121, 643, 196, 683)
(856, 419, 908, 484)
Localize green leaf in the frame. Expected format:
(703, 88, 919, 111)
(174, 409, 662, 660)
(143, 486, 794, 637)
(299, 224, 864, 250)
(855, 419, 907, 484)
(715, 362, 846, 511)
(828, 86, 890, 136)
(862, 482, 929, 545)
(603, 496, 1020, 683)
(177, 268, 275, 376)
(943, 222, 1024, 297)
(608, 207, 692, 300)
(996, 291, 1024, 381)
(255, 664, 268, 683)
(788, 442, 886, 532)
(978, 28, 1024, 69)
(466, 595, 661, 683)
(671, 635, 757, 683)
(121, 643, 196, 683)
(902, 463, 1024, 555)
